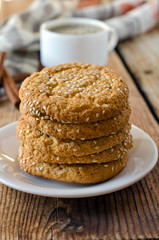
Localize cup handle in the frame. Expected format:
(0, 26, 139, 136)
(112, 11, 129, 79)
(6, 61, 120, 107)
(107, 26, 119, 52)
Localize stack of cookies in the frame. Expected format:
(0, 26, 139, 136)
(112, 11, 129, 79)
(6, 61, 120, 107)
(17, 63, 133, 184)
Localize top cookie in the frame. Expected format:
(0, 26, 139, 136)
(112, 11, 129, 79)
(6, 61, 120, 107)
(19, 63, 129, 123)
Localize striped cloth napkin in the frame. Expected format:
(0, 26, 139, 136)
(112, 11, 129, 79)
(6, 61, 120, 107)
(75, 0, 159, 40)
(0, 0, 159, 77)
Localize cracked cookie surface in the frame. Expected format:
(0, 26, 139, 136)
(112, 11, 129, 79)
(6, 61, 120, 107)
(18, 148, 128, 184)
(17, 117, 131, 157)
(18, 133, 133, 164)
(20, 105, 131, 140)
(19, 63, 129, 123)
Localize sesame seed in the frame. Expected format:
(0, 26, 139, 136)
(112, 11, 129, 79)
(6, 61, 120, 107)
(96, 113, 99, 118)
(86, 117, 89, 122)
(36, 167, 39, 172)
(95, 146, 99, 150)
(96, 104, 100, 107)
(81, 138, 85, 140)
(93, 160, 97, 162)
(76, 129, 79, 133)
(112, 166, 114, 171)
(104, 164, 108, 167)
(57, 129, 62, 132)
(43, 116, 48, 119)
(43, 106, 46, 110)
(93, 141, 97, 144)
(56, 157, 60, 160)
(73, 149, 77, 152)
(104, 104, 109, 107)
(102, 110, 105, 114)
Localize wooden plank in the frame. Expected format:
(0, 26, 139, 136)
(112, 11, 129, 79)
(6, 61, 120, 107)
(118, 26, 159, 120)
(108, 52, 159, 147)
(0, 0, 33, 22)
(0, 100, 20, 128)
(0, 51, 159, 240)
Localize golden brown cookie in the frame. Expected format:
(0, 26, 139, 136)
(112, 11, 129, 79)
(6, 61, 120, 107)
(17, 117, 131, 157)
(18, 148, 128, 184)
(20, 105, 131, 140)
(19, 133, 133, 164)
(19, 63, 129, 123)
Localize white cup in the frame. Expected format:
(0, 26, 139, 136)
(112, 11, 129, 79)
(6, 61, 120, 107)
(40, 18, 118, 67)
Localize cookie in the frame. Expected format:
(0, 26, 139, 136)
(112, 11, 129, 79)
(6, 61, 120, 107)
(19, 63, 129, 123)
(20, 105, 131, 140)
(19, 133, 133, 164)
(17, 117, 131, 157)
(18, 148, 128, 184)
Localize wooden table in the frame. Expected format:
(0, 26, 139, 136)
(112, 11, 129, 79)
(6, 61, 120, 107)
(0, 21, 159, 240)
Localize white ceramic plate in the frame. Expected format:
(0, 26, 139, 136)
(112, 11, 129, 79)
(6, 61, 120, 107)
(0, 122, 158, 198)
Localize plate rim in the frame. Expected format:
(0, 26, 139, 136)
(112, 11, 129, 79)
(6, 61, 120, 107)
(0, 122, 158, 198)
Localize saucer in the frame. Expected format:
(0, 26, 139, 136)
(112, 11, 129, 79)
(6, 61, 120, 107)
(0, 122, 158, 198)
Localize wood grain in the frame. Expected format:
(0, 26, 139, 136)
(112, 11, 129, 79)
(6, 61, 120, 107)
(118, 26, 159, 120)
(0, 51, 159, 240)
